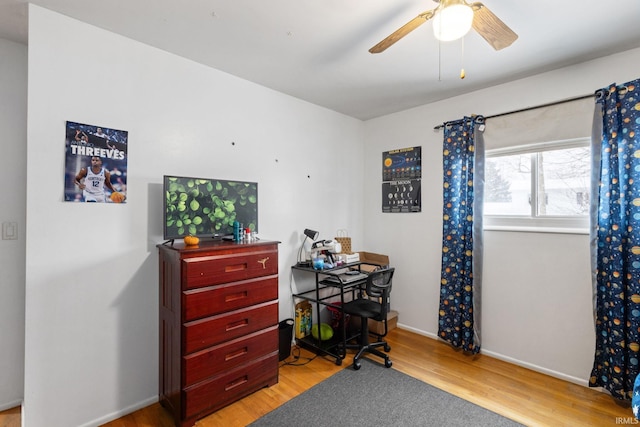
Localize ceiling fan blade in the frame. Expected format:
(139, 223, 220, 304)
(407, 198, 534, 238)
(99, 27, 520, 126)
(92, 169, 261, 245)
(470, 2, 518, 50)
(369, 10, 436, 54)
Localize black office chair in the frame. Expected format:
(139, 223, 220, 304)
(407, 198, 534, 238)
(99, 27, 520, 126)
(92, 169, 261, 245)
(342, 267, 395, 370)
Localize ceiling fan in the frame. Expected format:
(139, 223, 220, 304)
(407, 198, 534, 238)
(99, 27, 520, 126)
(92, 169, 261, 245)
(369, 0, 518, 54)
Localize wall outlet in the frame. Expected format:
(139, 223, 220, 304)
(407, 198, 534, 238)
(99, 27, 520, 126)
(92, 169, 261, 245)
(2, 222, 18, 240)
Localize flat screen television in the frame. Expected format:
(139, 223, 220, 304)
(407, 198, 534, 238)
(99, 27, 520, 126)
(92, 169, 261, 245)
(163, 175, 258, 241)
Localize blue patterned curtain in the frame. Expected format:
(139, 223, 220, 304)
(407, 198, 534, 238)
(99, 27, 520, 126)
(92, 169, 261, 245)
(438, 116, 485, 354)
(590, 79, 640, 400)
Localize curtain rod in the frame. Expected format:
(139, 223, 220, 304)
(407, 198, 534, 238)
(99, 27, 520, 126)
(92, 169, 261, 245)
(433, 93, 595, 130)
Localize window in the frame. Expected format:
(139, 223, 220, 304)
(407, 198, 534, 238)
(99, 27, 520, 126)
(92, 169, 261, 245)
(483, 138, 590, 232)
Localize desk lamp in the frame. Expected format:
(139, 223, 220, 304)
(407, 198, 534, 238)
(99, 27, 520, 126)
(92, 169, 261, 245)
(297, 228, 319, 266)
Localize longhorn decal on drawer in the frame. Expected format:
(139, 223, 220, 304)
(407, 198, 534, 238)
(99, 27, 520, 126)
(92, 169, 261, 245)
(258, 257, 269, 269)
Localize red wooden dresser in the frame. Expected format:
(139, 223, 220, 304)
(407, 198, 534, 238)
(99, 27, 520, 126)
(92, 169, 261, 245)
(158, 239, 279, 427)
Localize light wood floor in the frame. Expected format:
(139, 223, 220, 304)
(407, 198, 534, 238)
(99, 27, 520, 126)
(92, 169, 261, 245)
(0, 328, 632, 426)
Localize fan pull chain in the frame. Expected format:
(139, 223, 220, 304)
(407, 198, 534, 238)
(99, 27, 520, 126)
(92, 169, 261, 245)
(460, 37, 466, 79)
(438, 39, 442, 82)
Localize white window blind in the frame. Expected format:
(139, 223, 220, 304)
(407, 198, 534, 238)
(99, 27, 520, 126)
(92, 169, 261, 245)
(483, 96, 594, 150)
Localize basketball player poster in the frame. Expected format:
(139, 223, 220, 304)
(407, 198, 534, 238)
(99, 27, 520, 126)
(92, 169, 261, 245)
(63, 121, 128, 203)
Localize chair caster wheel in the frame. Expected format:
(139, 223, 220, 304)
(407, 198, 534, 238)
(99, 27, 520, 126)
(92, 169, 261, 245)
(385, 359, 392, 368)
(335, 358, 342, 366)
(353, 361, 361, 370)
(384, 344, 391, 352)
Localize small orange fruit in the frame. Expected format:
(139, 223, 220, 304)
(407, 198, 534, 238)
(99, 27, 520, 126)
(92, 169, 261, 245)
(184, 235, 199, 246)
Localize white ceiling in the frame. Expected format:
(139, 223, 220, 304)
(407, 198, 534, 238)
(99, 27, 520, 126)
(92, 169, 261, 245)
(1, 0, 640, 120)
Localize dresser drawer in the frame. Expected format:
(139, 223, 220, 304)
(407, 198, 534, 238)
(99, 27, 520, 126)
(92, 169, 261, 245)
(183, 248, 278, 289)
(183, 276, 278, 321)
(183, 325, 278, 387)
(184, 301, 278, 354)
(183, 351, 279, 419)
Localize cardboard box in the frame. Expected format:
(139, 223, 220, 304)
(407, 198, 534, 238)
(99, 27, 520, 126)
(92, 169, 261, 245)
(340, 253, 360, 264)
(368, 310, 398, 336)
(294, 301, 312, 339)
(357, 251, 390, 273)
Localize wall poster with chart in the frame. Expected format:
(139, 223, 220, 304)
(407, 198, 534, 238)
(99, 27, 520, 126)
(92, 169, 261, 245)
(64, 121, 128, 203)
(382, 146, 421, 213)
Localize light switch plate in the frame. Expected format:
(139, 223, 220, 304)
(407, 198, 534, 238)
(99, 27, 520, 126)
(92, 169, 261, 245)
(2, 222, 17, 240)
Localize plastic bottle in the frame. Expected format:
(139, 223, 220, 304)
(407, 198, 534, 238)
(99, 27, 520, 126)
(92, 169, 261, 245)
(233, 221, 240, 242)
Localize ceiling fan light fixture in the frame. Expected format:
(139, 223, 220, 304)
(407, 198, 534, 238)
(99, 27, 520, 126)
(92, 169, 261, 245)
(432, 4, 474, 42)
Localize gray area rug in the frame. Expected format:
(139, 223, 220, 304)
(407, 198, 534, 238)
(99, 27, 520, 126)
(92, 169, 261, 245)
(249, 359, 523, 426)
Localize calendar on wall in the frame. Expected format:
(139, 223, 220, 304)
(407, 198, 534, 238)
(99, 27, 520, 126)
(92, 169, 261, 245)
(382, 147, 422, 213)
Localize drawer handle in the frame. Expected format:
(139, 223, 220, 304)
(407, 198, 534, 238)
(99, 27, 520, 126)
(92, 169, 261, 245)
(225, 263, 248, 272)
(225, 291, 248, 303)
(225, 375, 248, 391)
(226, 318, 249, 331)
(225, 347, 248, 361)
(257, 257, 270, 269)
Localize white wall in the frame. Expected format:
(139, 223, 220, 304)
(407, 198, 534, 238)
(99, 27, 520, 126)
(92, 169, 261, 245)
(363, 47, 640, 384)
(0, 38, 27, 411)
(24, 5, 364, 427)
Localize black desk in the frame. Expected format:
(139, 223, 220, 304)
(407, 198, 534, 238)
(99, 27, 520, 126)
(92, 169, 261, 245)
(291, 262, 374, 365)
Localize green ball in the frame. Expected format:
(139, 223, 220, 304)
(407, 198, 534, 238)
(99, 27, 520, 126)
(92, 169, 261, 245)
(311, 323, 333, 340)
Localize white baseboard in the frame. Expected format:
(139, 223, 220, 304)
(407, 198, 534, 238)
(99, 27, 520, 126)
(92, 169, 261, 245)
(0, 399, 22, 412)
(480, 349, 588, 386)
(77, 395, 159, 427)
(396, 324, 589, 387)
(1, 396, 160, 427)
(397, 323, 438, 340)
